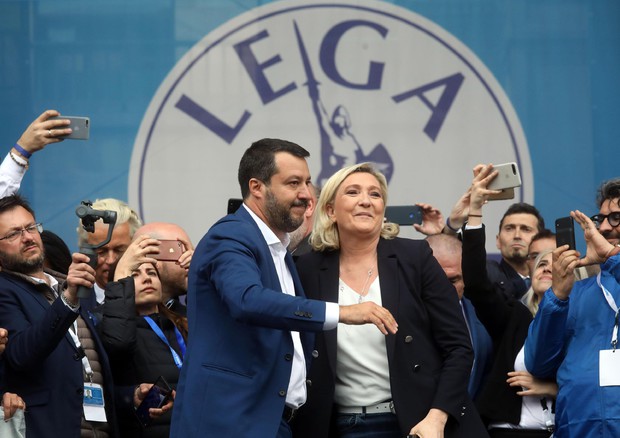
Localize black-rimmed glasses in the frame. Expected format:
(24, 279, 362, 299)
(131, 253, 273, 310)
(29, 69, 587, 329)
(590, 212, 620, 229)
(0, 223, 43, 242)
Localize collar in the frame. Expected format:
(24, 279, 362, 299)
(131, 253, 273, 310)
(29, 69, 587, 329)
(243, 203, 290, 249)
(4, 269, 59, 290)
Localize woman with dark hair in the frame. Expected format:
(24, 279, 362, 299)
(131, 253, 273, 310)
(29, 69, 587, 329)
(41, 229, 72, 274)
(100, 236, 188, 438)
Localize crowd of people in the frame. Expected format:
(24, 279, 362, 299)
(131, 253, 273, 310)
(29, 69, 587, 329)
(0, 110, 619, 438)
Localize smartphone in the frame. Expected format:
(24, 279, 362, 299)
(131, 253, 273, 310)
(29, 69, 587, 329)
(488, 162, 521, 201)
(154, 240, 185, 262)
(48, 115, 90, 140)
(135, 376, 172, 427)
(228, 198, 243, 214)
(555, 216, 576, 250)
(384, 205, 423, 226)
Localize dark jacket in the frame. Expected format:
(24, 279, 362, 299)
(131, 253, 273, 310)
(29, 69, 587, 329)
(100, 277, 184, 438)
(462, 226, 533, 425)
(0, 271, 119, 437)
(292, 237, 488, 438)
(486, 257, 529, 300)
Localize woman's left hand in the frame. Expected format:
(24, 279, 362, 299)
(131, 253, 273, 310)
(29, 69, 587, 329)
(114, 236, 160, 280)
(409, 408, 447, 438)
(507, 370, 558, 397)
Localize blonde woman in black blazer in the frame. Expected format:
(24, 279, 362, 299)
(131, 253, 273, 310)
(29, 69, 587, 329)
(292, 163, 488, 438)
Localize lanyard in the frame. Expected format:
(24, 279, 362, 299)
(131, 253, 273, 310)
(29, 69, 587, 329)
(67, 320, 94, 382)
(143, 316, 186, 369)
(597, 272, 619, 350)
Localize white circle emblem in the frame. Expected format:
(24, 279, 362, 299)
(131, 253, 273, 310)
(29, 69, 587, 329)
(130, 0, 532, 244)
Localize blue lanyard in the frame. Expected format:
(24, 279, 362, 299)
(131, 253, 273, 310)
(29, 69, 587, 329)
(143, 316, 186, 369)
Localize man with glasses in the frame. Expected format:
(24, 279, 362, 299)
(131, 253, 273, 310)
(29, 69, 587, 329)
(525, 178, 620, 437)
(0, 194, 120, 437)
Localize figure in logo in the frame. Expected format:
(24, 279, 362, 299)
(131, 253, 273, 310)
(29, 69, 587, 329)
(293, 22, 394, 187)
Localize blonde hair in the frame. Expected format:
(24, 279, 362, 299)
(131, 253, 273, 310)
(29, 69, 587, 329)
(521, 248, 554, 316)
(309, 162, 399, 251)
(76, 198, 142, 247)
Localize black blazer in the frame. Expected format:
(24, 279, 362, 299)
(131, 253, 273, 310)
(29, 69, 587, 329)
(462, 226, 533, 425)
(292, 237, 488, 438)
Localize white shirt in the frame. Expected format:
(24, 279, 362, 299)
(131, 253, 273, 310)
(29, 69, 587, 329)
(0, 151, 27, 198)
(243, 205, 338, 408)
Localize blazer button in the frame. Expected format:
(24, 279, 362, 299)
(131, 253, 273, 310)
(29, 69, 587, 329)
(73, 352, 81, 360)
(404, 335, 413, 343)
(412, 364, 421, 372)
(312, 350, 319, 358)
(306, 379, 312, 388)
(77, 387, 84, 396)
(284, 353, 292, 361)
(278, 390, 286, 397)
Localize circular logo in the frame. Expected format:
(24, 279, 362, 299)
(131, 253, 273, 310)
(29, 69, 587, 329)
(130, 0, 531, 245)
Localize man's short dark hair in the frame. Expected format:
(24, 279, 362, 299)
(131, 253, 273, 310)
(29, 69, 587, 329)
(0, 194, 36, 218)
(596, 178, 620, 209)
(237, 138, 310, 199)
(530, 229, 555, 246)
(499, 202, 545, 233)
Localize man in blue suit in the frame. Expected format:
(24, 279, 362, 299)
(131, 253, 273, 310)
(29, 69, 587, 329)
(170, 138, 398, 438)
(0, 194, 119, 437)
(427, 234, 493, 400)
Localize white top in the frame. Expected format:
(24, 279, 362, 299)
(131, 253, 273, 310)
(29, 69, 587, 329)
(0, 151, 27, 198)
(489, 345, 554, 430)
(334, 277, 392, 407)
(243, 204, 338, 408)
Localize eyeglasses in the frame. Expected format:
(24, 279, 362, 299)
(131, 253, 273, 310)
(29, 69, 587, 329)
(590, 212, 620, 229)
(0, 223, 43, 242)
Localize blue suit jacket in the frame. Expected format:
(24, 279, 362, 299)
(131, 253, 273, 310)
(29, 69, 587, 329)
(0, 272, 118, 437)
(461, 297, 493, 400)
(170, 207, 328, 438)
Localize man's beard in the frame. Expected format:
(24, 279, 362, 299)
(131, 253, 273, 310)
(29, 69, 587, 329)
(264, 189, 308, 234)
(0, 246, 44, 275)
(505, 247, 528, 264)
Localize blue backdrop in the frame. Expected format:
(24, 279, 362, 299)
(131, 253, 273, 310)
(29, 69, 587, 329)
(1, 0, 618, 251)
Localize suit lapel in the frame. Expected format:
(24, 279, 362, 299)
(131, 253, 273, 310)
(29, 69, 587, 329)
(377, 240, 398, 362)
(286, 252, 304, 297)
(6, 274, 81, 353)
(319, 251, 340, 378)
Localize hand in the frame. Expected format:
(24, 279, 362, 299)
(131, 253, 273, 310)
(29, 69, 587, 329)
(551, 245, 580, 300)
(413, 203, 445, 236)
(469, 164, 501, 211)
(133, 384, 175, 419)
(113, 236, 160, 280)
(338, 302, 398, 335)
(176, 236, 194, 270)
(15, 110, 72, 155)
(409, 408, 448, 438)
(0, 328, 7, 356)
(65, 253, 97, 303)
(445, 189, 471, 232)
(2, 392, 26, 420)
(507, 371, 558, 397)
(571, 210, 618, 265)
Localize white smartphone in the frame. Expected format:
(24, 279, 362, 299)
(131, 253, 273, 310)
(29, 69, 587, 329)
(48, 115, 90, 140)
(488, 162, 521, 200)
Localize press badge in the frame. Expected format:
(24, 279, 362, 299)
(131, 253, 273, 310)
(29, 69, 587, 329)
(599, 350, 620, 386)
(83, 383, 107, 422)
